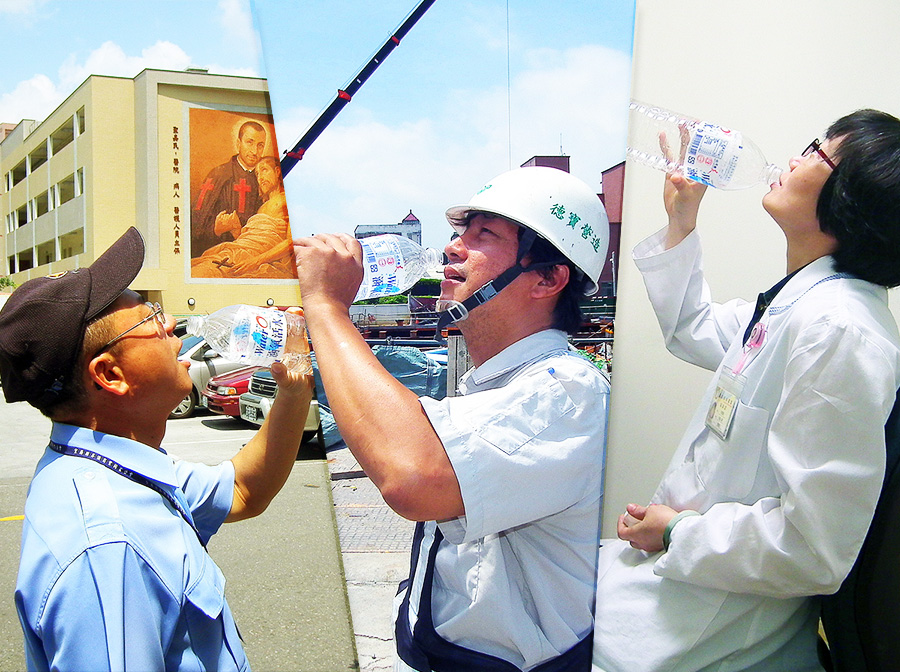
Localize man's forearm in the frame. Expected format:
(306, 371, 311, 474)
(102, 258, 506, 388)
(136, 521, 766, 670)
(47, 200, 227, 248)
(227, 380, 312, 522)
(304, 299, 464, 521)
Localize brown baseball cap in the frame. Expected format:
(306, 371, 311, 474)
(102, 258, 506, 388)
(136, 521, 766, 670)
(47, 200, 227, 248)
(0, 227, 145, 408)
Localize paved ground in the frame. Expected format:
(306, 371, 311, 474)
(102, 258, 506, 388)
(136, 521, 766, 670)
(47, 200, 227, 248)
(0, 398, 413, 671)
(329, 444, 414, 671)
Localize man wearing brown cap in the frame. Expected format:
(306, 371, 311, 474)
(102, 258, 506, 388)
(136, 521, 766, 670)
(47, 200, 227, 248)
(0, 227, 313, 672)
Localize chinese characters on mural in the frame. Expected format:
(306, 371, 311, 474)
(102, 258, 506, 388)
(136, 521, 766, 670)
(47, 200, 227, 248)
(187, 108, 296, 280)
(173, 126, 182, 254)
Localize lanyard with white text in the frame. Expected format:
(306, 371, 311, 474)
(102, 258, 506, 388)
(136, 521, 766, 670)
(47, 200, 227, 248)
(48, 441, 206, 549)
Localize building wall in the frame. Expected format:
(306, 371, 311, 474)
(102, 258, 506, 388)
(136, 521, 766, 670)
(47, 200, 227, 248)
(1, 78, 109, 277)
(354, 219, 422, 245)
(0, 69, 302, 318)
(599, 162, 624, 293)
(88, 77, 138, 264)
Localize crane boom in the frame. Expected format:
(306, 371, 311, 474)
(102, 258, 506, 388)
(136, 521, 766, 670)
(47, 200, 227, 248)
(280, 0, 436, 176)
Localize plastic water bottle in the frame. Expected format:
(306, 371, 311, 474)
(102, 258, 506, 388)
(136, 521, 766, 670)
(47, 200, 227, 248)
(354, 234, 444, 302)
(627, 100, 783, 190)
(187, 305, 312, 374)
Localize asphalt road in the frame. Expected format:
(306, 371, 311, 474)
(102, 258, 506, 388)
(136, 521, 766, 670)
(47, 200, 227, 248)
(0, 399, 357, 672)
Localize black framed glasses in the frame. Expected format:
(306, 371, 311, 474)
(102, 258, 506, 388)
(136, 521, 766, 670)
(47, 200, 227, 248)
(92, 302, 166, 359)
(801, 138, 837, 170)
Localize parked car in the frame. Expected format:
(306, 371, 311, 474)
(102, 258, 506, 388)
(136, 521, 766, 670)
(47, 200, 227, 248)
(239, 368, 321, 443)
(201, 365, 265, 418)
(170, 335, 246, 419)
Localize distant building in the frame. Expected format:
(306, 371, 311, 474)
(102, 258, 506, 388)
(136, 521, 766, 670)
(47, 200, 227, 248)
(599, 161, 624, 297)
(521, 154, 571, 173)
(354, 210, 422, 245)
(0, 68, 299, 315)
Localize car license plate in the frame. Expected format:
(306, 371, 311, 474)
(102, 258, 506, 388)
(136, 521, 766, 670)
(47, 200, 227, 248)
(243, 406, 258, 422)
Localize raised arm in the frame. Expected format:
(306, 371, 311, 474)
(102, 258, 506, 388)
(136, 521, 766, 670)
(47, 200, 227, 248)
(293, 233, 463, 521)
(659, 129, 708, 250)
(227, 308, 315, 522)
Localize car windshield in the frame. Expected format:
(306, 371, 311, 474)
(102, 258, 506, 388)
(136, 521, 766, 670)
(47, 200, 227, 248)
(179, 334, 204, 356)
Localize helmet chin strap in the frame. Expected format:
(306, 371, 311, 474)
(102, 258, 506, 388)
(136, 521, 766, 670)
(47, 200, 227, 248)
(435, 228, 557, 337)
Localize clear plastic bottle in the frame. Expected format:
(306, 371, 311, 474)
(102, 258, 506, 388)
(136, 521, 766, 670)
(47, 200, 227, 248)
(187, 304, 312, 374)
(627, 100, 783, 190)
(354, 234, 444, 302)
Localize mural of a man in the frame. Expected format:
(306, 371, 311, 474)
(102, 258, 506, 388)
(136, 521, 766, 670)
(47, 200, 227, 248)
(191, 120, 267, 257)
(190, 156, 295, 279)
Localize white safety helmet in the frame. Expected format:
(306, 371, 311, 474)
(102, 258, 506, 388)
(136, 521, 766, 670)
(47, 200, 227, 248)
(445, 166, 609, 295)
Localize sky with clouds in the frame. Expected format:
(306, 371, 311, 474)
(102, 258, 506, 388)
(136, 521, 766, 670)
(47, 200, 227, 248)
(0, 0, 635, 251)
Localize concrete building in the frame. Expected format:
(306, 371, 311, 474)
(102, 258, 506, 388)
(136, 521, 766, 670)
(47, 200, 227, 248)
(599, 161, 624, 297)
(0, 68, 300, 317)
(354, 210, 422, 245)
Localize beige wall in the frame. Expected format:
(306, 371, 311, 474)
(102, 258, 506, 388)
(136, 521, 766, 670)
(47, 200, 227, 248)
(604, 0, 900, 534)
(146, 80, 302, 316)
(88, 77, 137, 260)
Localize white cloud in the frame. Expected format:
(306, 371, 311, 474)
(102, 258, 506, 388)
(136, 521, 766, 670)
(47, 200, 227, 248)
(0, 0, 46, 15)
(0, 39, 228, 125)
(216, 0, 261, 68)
(58, 40, 193, 90)
(280, 43, 632, 248)
(1, 40, 199, 125)
(0, 74, 60, 126)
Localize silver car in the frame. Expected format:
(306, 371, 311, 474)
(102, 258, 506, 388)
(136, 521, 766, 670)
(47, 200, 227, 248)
(239, 368, 321, 443)
(170, 335, 246, 419)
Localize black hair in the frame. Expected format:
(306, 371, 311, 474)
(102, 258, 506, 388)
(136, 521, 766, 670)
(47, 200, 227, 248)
(520, 229, 587, 336)
(817, 109, 900, 287)
(237, 120, 266, 141)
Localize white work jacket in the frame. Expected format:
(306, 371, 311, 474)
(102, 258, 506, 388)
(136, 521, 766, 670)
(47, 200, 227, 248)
(396, 329, 609, 671)
(593, 229, 900, 672)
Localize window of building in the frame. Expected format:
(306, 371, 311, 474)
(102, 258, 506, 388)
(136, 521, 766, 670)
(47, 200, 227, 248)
(57, 173, 77, 205)
(60, 229, 84, 260)
(50, 118, 75, 155)
(16, 205, 27, 228)
(34, 190, 50, 218)
(29, 141, 48, 172)
(37, 241, 56, 266)
(76, 167, 84, 196)
(75, 107, 85, 136)
(17, 250, 33, 272)
(8, 256, 15, 274)
(11, 159, 26, 187)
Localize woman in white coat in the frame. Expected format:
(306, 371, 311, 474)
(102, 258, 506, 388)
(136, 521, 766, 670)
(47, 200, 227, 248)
(593, 109, 900, 672)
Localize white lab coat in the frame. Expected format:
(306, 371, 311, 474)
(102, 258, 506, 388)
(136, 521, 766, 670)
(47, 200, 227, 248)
(593, 229, 900, 672)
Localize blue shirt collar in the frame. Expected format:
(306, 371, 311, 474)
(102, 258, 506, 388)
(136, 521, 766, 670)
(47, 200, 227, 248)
(49, 422, 179, 488)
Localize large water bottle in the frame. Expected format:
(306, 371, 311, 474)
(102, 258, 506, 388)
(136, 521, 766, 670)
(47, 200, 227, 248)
(627, 100, 783, 190)
(354, 234, 444, 302)
(187, 305, 312, 374)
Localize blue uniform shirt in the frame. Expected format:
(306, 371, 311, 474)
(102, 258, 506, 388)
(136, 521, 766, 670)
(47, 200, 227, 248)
(15, 423, 248, 672)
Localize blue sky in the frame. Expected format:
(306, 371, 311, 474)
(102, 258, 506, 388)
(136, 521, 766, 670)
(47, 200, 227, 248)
(0, 0, 261, 121)
(0, 0, 635, 251)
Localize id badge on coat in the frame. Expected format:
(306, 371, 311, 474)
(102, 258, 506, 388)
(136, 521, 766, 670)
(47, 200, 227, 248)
(705, 368, 746, 440)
